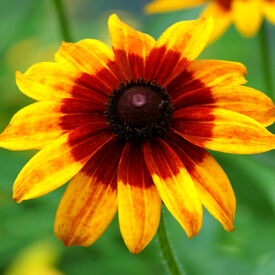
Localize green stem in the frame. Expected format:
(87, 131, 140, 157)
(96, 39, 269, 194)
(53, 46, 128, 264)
(258, 20, 273, 100)
(157, 210, 184, 275)
(52, 0, 73, 42)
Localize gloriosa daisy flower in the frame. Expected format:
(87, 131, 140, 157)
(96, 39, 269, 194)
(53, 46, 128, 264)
(0, 14, 275, 254)
(145, 0, 275, 40)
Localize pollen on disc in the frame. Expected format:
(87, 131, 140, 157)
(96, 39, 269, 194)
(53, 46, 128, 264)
(117, 86, 162, 126)
(132, 93, 147, 107)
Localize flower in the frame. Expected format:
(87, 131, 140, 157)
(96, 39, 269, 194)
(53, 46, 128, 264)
(145, 0, 275, 41)
(0, 14, 275, 254)
(4, 241, 64, 275)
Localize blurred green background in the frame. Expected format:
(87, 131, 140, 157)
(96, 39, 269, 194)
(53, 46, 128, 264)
(0, 0, 275, 274)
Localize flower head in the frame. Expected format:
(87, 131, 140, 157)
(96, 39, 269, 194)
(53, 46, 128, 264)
(0, 14, 275, 254)
(145, 0, 275, 40)
(5, 241, 63, 275)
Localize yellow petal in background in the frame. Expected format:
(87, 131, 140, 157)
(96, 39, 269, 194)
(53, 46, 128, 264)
(3, 241, 64, 275)
(201, 2, 233, 42)
(263, 0, 275, 24)
(232, 0, 262, 37)
(145, 0, 207, 13)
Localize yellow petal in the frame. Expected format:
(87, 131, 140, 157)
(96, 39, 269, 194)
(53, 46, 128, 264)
(145, 0, 207, 13)
(232, 0, 262, 37)
(170, 60, 275, 127)
(143, 138, 202, 238)
(54, 138, 122, 247)
(108, 14, 155, 80)
(0, 99, 105, 150)
(16, 63, 108, 102)
(0, 102, 65, 150)
(4, 241, 64, 275)
(263, 1, 275, 24)
(145, 17, 213, 85)
(165, 132, 235, 232)
(170, 59, 247, 102)
(206, 86, 275, 127)
(55, 39, 123, 85)
(201, 2, 233, 41)
(173, 107, 275, 154)
(13, 124, 113, 203)
(117, 143, 161, 254)
(186, 59, 247, 88)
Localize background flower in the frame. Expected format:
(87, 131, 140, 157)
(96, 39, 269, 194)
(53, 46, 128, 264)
(145, 0, 275, 40)
(3, 241, 64, 275)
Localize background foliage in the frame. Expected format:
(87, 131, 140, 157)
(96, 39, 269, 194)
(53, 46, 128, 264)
(0, 0, 274, 274)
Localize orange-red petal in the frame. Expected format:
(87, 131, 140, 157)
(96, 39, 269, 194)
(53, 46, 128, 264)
(168, 59, 247, 102)
(174, 86, 275, 127)
(204, 86, 275, 127)
(54, 138, 123, 247)
(16, 62, 108, 103)
(55, 39, 123, 89)
(13, 124, 113, 203)
(164, 132, 235, 231)
(145, 17, 213, 86)
(117, 143, 161, 254)
(143, 138, 202, 238)
(0, 99, 106, 150)
(173, 106, 275, 154)
(168, 59, 275, 127)
(184, 60, 247, 88)
(108, 14, 155, 81)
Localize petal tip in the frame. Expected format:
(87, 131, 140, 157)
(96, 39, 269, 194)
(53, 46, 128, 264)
(13, 194, 23, 204)
(0, 134, 6, 147)
(184, 216, 203, 239)
(144, 2, 159, 14)
(108, 13, 119, 25)
(204, 16, 214, 40)
(15, 70, 24, 84)
(127, 244, 144, 255)
(15, 70, 23, 78)
(186, 228, 200, 239)
(60, 41, 71, 49)
(54, 228, 73, 248)
(62, 239, 73, 248)
(238, 27, 258, 38)
(225, 225, 235, 232)
(58, 234, 90, 248)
